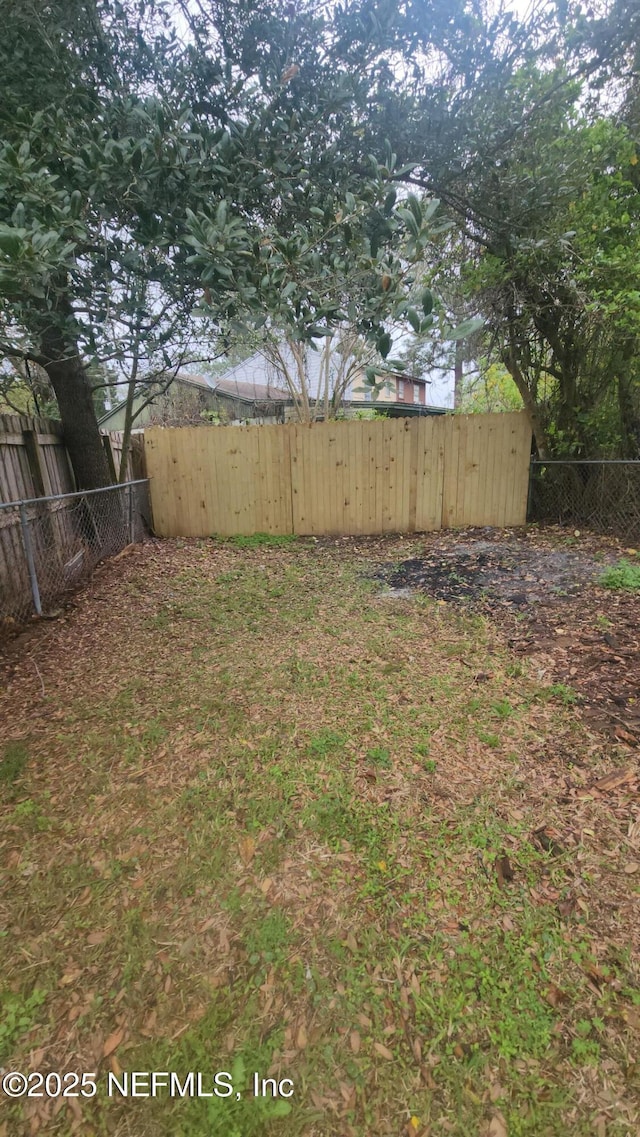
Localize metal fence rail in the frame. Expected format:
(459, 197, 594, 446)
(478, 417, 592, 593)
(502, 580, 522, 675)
(0, 480, 150, 630)
(529, 461, 640, 540)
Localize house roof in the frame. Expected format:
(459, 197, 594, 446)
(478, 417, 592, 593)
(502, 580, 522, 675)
(205, 357, 289, 403)
(178, 373, 212, 389)
(212, 376, 290, 403)
(98, 372, 216, 426)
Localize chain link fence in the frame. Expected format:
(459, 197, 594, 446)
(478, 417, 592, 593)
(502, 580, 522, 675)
(529, 461, 640, 541)
(0, 480, 150, 632)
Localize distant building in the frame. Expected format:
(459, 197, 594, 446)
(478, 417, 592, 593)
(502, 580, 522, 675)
(98, 351, 447, 431)
(352, 368, 432, 412)
(214, 350, 448, 419)
(98, 370, 289, 430)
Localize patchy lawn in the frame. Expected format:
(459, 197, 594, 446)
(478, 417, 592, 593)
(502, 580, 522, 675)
(0, 531, 638, 1137)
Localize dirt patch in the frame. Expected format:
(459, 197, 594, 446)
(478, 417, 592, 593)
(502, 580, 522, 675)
(376, 534, 610, 608)
(374, 527, 640, 748)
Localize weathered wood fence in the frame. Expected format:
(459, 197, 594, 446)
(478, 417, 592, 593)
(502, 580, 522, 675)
(144, 413, 532, 537)
(0, 414, 144, 503)
(0, 416, 146, 627)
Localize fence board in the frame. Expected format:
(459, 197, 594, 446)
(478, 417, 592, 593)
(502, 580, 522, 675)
(414, 417, 444, 531)
(145, 413, 532, 538)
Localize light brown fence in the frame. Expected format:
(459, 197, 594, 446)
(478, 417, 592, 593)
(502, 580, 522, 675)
(144, 413, 532, 537)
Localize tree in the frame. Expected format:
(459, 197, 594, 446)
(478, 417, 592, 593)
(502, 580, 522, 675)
(5, 0, 634, 482)
(458, 362, 523, 414)
(0, 1, 226, 485)
(0, 0, 447, 484)
(457, 113, 640, 456)
(187, 170, 441, 419)
(332, 0, 640, 455)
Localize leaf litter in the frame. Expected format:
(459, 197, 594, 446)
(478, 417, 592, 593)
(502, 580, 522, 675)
(0, 530, 638, 1136)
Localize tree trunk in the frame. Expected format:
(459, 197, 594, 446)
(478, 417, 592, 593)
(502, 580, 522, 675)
(40, 318, 112, 490)
(118, 377, 137, 482)
(502, 347, 549, 459)
(453, 340, 464, 409)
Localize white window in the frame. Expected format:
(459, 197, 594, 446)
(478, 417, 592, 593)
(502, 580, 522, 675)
(397, 379, 405, 399)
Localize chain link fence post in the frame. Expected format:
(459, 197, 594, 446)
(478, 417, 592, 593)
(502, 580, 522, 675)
(128, 483, 134, 545)
(18, 503, 42, 616)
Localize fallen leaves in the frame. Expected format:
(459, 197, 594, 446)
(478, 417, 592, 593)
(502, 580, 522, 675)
(373, 1041, 395, 1060)
(532, 826, 565, 857)
(488, 1111, 508, 1137)
(545, 983, 570, 1007)
(590, 767, 636, 793)
(2, 532, 640, 1137)
(86, 930, 108, 946)
(238, 835, 256, 866)
(102, 1027, 125, 1058)
(557, 895, 576, 919)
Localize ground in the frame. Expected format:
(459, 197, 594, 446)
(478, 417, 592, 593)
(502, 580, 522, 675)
(0, 528, 638, 1137)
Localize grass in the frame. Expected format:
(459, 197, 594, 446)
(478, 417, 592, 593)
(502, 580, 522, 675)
(0, 535, 638, 1137)
(223, 533, 299, 549)
(0, 739, 29, 791)
(599, 558, 640, 590)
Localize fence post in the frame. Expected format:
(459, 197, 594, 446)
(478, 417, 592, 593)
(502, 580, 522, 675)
(19, 503, 42, 616)
(102, 434, 117, 482)
(128, 484, 134, 544)
(526, 459, 535, 521)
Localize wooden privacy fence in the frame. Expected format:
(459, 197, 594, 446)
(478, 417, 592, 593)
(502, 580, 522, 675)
(0, 414, 144, 504)
(144, 412, 532, 537)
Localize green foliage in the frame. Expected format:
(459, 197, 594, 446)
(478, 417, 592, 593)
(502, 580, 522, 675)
(307, 728, 347, 758)
(426, 932, 556, 1062)
(224, 533, 298, 548)
(460, 363, 523, 414)
(365, 746, 392, 768)
(2, 0, 639, 470)
(0, 988, 46, 1062)
(245, 910, 290, 965)
(349, 407, 390, 420)
(0, 740, 28, 786)
(187, 172, 442, 362)
(549, 684, 579, 705)
(361, 2, 640, 456)
(599, 558, 640, 590)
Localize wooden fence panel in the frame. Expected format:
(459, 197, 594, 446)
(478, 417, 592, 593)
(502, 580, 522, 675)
(289, 419, 419, 535)
(145, 413, 532, 538)
(440, 412, 531, 528)
(144, 424, 293, 537)
(0, 415, 143, 505)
